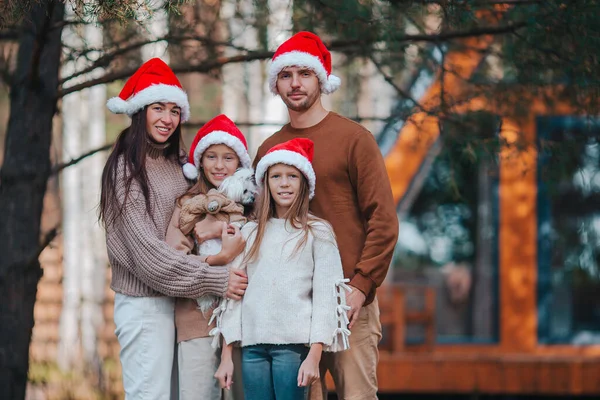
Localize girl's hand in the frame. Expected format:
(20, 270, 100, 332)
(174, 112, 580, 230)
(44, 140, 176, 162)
(205, 224, 245, 266)
(220, 224, 245, 263)
(297, 347, 322, 387)
(214, 357, 234, 390)
(194, 215, 226, 243)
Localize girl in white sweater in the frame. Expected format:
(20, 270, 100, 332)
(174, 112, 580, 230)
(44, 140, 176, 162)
(212, 138, 351, 400)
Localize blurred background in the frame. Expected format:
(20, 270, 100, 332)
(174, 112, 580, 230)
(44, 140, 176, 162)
(0, 0, 599, 399)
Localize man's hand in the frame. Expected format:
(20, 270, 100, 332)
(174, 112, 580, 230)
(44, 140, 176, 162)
(226, 269, 248, 300)
(346, 285, 366, 329)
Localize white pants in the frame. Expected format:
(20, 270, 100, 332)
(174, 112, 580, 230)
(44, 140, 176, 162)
(177, 337, 221, 400)
(114, 293, 176, 400)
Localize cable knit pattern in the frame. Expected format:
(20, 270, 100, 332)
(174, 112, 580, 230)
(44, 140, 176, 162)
(106, 154, 229, 298)
(216, 218, 349, 352)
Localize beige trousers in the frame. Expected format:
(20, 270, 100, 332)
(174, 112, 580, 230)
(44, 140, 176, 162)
(177, 337, 245, 400)
(178, 337, 221, 400)
(310, 297, 382, 400)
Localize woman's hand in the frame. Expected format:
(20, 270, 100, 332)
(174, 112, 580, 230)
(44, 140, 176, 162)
(194, 214, 231, 244)
(297, 344, 322, 387)
(226, 269, 248, 300)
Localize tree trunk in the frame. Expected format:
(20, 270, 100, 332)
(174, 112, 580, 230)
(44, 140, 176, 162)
(80, 20, 107, 377)
(0, 1, 65, 398)
(58, 1, 84, 372)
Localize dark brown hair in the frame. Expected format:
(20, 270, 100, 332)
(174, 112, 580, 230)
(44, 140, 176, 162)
(99, 107, 183, 227)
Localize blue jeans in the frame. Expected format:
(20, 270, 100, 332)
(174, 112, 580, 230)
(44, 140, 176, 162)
(241, 344, 309, 400)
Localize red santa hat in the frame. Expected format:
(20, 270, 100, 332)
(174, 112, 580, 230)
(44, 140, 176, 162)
(255, 138, 316, 199)
(268, 31, 341, 95)
(107, 58, 190, 122)
(182, 114, 251, 180)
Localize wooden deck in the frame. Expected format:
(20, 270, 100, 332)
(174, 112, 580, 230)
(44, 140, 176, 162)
(376, 351, 600, 395)
(324, 284, 600, 396)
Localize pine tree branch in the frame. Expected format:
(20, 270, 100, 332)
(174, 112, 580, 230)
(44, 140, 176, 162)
(57, 20, 529, 97)
(58, 50, 274, 97)
(60, 35, 253, 85)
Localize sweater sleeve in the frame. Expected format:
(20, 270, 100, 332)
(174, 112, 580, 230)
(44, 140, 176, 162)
(347, 131, 399, 302)
(109, 169, 229, 299)
(309, 223, 351, 352)
(165, 204, 195, 254)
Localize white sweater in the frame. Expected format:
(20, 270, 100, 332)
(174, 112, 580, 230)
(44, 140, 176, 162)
(213, 218, 351, 352)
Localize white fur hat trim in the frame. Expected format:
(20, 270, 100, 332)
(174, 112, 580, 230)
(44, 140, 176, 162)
(192, 131, 251, 169)
(268, 51, 341, 95)
(255, 149, 316, 199)
(106, 83, 191, 122)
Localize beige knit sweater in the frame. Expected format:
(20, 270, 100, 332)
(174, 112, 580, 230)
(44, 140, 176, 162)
(106, 150, 229, 298)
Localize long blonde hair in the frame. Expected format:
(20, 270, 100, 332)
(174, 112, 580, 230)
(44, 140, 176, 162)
(244, 164, 323, 264)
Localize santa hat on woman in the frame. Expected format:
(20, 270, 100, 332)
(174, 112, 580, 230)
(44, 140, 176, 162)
(268, 31, 341, 95)
(107, 58, 191, 122)
(182, 114, 251, 180)
(255, 138, 316, 199)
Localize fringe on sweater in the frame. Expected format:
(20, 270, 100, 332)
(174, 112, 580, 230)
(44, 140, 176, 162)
(209, 279, 351, 352)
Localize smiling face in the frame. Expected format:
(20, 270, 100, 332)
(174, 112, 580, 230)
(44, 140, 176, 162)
(145, 102, 181, 143)
(275, 66, 321, 113)
(267, 163, 304, 218)
(200, 144, 240, 188)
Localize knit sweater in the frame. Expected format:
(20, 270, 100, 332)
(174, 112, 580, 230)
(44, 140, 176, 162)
(214, 219, 351, 352)
(254, 112, 399, 305)
(106, 150, 229, 298)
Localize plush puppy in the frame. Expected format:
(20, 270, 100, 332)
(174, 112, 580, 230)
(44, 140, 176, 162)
(179, 167, 257, 312)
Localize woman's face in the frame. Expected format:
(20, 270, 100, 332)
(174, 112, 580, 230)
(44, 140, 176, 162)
(200, 144, 240, 187)
(146, 102, 181, 143)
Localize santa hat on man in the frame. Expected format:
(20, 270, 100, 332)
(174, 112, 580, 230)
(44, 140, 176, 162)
(182, 114, 251, 180)
(107, 58, 191, 122)
(255, 138, 316, 199)
(268, 31, 341, 95)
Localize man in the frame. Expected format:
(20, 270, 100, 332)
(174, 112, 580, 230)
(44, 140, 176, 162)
(253, 31, 399, 400)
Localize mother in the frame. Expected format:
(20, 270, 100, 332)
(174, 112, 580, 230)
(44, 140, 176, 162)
(99, 58, 246, 399)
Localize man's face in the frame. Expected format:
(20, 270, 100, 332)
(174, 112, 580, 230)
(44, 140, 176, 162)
(275, 66, 321, 112)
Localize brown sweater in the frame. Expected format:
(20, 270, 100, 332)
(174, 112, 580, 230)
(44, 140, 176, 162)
(106, 150, 229, 299)
(254, 112, 399, 305)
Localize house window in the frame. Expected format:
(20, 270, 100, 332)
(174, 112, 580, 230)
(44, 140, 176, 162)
(537, 116, 600, 344)
(391, 114, 499, 344)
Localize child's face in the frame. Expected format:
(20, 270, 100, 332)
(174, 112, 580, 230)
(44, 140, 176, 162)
(268, 163, 302, 218)
(201, 144, 240, 188)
